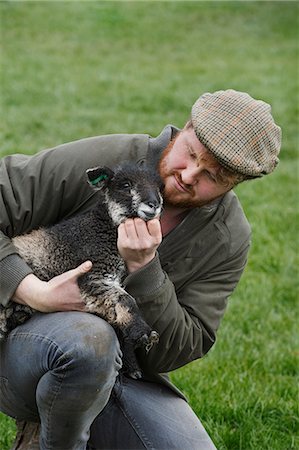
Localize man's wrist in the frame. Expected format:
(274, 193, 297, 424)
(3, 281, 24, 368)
(13, 274, 48, 311)
(126, 253, 156, 274)
(124, 253, 166, 297)
(0, 254, 33, 307)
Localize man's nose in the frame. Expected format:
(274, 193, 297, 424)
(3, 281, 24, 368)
(181, 165, 201, 186)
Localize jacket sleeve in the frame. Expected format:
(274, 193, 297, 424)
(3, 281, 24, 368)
(124, 238, 250, 374)
(0, 134, 150, 306)
(0, 150, 92, 305)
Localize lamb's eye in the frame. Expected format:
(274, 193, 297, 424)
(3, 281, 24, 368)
(122, 181, 131, 190)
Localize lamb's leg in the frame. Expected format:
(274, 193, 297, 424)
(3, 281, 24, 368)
(113, 294, 159, 378)
(0, 306, 10, 340)
(0, 303, 35, 340)
(81, 286, 159, 378)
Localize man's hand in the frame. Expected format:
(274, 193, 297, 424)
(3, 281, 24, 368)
(13, 261, 92, 313)
(117, 218, 162, 273)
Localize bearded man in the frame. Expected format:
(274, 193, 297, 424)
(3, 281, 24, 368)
(0, 89, 281, 450)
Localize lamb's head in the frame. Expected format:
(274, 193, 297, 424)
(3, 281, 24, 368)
(86, 163, 163, 226)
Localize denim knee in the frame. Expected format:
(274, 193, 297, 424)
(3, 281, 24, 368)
(48, 313, 123, 383)
(0, 313, 123, 423)
(31, 314, 123, 448)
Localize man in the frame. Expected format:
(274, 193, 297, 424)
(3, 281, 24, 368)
(0, 89, 281, 449)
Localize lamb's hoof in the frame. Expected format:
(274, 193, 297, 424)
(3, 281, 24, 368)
(145, 331, 159, 352)
(137, 330, 159, 353)
(128, 369, 143, 380)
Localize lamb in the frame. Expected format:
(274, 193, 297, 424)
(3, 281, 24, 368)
(0, 162, 163, 378)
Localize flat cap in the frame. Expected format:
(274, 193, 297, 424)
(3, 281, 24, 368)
(191, 89, 281, 177)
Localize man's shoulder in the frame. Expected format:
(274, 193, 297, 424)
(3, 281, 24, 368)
(221, 190, 250, 225)
(42, 132, 150, 167)
(218, 190, 251, 254)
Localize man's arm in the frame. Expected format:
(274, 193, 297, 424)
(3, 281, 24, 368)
(12, 262, 92, 312)
(119, 218, 250, 374)
(0, 133, 150, 307)
(0, 151, 93, 307)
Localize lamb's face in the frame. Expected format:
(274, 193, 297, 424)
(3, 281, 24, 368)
(87, 164, 163, 226)
(106, 166, 163, 225)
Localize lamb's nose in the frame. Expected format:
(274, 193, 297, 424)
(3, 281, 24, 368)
(146, 201, 159, 210)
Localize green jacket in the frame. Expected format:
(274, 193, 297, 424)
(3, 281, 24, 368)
(0, 125, 251, 398)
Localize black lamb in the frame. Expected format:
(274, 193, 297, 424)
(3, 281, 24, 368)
(0, 163, 163, 378)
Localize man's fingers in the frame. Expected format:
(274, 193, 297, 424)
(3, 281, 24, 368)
(147, 219, 162, 238)
(124, 218, 140, 238)
(70, 261, 93, 279)
(78, 260, 93, 273)
(118, 218, 162, 243)
(122, 218, 160, 236)
(133, 218, 149, 238)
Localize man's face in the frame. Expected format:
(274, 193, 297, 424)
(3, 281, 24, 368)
(158, 127, 233, 209)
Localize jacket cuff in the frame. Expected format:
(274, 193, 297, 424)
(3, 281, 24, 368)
(0, 254, 33, 306)
(123, 253, 166, 298)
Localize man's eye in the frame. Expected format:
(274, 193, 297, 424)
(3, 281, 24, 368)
(122, 182, 131, 189)
(188, 147, 197, 159)
(206, 171, 217, 183)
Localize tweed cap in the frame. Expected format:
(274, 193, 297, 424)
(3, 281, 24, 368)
(191, 89, 281, 177)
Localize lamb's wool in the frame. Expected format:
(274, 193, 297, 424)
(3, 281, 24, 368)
(0, 163, 162, 378)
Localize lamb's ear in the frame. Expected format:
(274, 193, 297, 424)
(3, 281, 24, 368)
(86, 166, 114, 190)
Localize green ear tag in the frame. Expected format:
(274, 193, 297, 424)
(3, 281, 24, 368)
(91, 174, 108, 185)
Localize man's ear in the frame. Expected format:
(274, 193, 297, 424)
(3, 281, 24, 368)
(86, 166, 114, 190)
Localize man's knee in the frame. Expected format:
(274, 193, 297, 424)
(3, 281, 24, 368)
(12, 311, 123, 380)
(49, 312, 123, 378)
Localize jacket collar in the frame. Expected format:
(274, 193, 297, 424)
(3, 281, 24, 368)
(147, 124, 180, 171)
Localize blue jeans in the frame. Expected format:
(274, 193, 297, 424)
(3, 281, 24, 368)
(0, 312, 217, 450)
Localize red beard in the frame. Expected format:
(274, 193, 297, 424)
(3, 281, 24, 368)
(158, 138, 204, 209)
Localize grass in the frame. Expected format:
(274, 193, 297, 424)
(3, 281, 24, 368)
(1, 1, 298, 449)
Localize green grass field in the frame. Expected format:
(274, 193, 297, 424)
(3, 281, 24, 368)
(1, 1, 298, 449)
